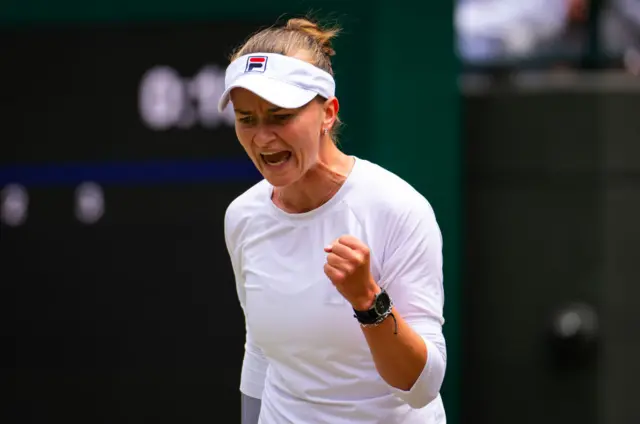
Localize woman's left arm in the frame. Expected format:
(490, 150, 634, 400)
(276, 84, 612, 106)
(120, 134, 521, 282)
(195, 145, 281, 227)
(361, 303, 428, 391)
(365, 199, 447, 409)
(359, 303, 446, 409)
(324, 199, 446, 409)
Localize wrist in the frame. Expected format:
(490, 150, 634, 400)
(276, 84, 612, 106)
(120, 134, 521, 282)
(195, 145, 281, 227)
(351, 285, 381, 311)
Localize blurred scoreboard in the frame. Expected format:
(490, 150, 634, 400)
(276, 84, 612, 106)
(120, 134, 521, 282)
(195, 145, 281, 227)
(1, 21, 259, 163)
(1, 21, 266, 423)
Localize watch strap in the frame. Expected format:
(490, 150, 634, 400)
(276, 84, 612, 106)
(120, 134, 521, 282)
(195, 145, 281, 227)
(353, 290, 392, 325)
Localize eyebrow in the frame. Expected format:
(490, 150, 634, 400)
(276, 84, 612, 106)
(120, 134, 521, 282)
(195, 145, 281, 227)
(234, 107, 284, 115)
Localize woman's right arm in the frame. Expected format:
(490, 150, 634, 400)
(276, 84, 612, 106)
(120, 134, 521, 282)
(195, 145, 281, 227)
(238, 293, 267, 423)
(236, 282, 268, 424)
(225, 206, 268, 422)
(239, 320, 268, 402)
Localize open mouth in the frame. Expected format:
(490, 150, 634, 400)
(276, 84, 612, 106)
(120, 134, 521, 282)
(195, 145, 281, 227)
(260, 151, 292, 166)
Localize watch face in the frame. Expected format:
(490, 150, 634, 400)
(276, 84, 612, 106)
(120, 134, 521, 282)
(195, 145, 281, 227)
(374, 292, 391, 315)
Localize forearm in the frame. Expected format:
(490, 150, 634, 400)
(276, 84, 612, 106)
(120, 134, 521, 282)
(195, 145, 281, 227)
(361, 307, 427, 391)
(241, 393, 261, 424)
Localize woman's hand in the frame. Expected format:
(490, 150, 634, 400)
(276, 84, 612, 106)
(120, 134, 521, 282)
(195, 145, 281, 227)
(324, 235, 380, 311)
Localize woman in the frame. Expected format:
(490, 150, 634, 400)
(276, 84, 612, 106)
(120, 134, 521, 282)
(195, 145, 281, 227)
(220, 17, 447, 424)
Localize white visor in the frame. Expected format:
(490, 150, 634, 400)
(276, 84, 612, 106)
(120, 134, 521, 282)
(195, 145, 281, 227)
(217, 53, 336, 113)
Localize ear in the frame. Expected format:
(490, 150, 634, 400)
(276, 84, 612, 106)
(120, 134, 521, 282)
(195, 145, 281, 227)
(322, 96, 340, 130)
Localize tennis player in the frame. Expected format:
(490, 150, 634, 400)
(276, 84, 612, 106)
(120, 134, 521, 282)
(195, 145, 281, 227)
(220, 17, 447, 424)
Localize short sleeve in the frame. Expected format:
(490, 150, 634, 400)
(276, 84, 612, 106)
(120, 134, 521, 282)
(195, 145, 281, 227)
(225, 206, 269, 399)
(378, 198, 447, 409)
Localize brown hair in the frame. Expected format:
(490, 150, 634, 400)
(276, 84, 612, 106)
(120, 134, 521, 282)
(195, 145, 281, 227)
(230, 17, 343, 137)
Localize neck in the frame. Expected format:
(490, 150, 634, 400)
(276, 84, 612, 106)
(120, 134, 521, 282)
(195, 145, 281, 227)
(275, 141, 354, 213)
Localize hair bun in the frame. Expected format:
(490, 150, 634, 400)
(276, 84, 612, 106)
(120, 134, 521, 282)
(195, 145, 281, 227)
(285, 18, 340, 57)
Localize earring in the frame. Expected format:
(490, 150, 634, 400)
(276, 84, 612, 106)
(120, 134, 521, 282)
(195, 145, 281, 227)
(322, 128, 328, 135)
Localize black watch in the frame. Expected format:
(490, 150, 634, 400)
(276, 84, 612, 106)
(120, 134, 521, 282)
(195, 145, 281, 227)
(353, 290, 393, 325)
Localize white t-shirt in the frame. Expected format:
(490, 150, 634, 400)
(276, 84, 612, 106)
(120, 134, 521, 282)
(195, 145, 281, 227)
(224, 157, 447, 424)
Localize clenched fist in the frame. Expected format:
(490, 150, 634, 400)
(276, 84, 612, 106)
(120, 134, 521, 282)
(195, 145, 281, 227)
(324, 235, 381, 311)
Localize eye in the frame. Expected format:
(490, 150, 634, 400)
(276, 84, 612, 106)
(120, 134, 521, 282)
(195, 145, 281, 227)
(272, 114, 293, 124)
(238, 116, 256, 125)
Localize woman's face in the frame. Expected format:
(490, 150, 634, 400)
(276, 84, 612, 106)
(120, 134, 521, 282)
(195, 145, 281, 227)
(230, 87, 338, 188)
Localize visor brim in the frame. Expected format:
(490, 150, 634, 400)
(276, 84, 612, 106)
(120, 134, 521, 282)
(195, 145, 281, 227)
(217, 74, 318, 113)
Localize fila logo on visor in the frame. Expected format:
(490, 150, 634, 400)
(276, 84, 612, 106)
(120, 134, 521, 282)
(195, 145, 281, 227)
(245, 56, 268, 73)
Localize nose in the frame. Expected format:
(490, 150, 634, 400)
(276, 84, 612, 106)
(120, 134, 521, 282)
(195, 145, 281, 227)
(252, 123, 277, 147)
